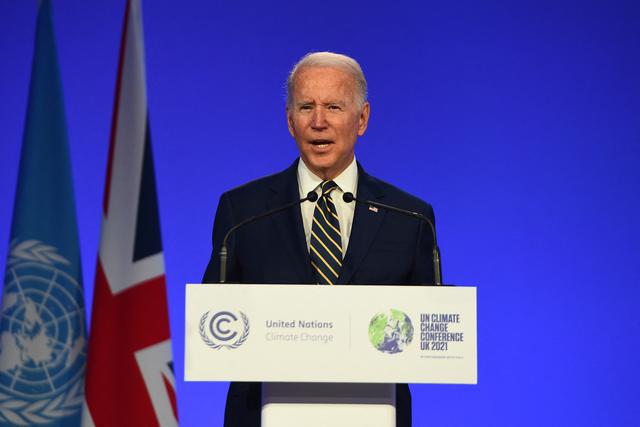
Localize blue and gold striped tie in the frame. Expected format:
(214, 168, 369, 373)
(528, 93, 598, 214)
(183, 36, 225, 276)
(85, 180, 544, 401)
(310, 181, 342, 285)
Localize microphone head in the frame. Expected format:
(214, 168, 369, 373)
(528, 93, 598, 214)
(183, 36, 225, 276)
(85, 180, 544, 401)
(307, 191, 318, 202)
(342, 192, 355, 203)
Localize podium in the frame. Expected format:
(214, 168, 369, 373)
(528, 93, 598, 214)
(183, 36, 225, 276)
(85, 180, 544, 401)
(185, 284, 477, 426)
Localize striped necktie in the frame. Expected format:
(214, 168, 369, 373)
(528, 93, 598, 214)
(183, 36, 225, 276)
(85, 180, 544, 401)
(310, 180, 342, 285)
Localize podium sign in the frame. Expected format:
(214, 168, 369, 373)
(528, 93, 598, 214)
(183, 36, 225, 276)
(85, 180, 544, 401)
(185, 284, 477, 384)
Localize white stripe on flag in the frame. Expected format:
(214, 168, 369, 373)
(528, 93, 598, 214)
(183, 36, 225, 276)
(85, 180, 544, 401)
(99, 0, 162, 294)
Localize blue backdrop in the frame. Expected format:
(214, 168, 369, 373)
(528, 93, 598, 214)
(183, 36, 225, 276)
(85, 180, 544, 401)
(1, 1, 639, 425)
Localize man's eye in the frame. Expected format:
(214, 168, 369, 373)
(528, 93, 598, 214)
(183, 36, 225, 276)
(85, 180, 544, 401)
(328, 105, 341, 111)
(300, 105, 313, 111)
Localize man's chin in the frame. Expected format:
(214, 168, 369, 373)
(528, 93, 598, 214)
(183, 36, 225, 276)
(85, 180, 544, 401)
(299, 156, 326, 176)
(301, 156, 350, 180)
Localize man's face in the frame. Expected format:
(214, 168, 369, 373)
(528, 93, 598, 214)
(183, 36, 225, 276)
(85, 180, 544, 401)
(287, 67, 370, 180)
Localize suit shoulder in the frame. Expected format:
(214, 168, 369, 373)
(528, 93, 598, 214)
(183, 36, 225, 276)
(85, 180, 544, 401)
(367, 174, 434, 215)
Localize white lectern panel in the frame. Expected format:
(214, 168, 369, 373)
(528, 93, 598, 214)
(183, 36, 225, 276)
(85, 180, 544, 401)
(262, 383, 395, 427)
(185, 284, 477, 384)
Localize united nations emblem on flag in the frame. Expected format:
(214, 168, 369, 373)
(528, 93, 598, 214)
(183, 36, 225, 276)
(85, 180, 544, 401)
(0, 240, 85, 424)
(199, 310, 250, 350)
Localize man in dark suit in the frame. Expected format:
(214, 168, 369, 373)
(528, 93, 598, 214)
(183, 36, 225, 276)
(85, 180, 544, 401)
(203, 52, 436, 427)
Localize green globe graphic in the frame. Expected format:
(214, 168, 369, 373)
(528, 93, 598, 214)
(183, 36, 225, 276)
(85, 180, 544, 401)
(368, 309, 414, 354)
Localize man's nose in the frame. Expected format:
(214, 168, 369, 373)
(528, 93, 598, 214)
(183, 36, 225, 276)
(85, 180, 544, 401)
(311, 108, 327, 130)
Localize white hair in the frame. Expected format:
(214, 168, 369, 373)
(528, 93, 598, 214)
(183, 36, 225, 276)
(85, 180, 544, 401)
(286, 51, 368, 109)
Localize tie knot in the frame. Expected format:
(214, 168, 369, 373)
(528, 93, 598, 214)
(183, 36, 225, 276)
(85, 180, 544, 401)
(321, 180, 338, 197)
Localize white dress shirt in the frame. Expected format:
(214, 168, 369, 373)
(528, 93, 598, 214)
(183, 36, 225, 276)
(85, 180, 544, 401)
(297, 157, 358, 256)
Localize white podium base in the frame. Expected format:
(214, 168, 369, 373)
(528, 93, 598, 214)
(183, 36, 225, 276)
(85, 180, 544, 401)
(262, 383, 396, 427)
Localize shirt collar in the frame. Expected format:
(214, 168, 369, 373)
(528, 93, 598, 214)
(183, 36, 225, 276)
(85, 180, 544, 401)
(297, 157, 358, 197)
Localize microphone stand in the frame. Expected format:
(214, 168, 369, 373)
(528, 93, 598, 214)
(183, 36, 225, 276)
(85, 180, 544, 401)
(219, 191, 318, 283)
(342, 192, 442, 286)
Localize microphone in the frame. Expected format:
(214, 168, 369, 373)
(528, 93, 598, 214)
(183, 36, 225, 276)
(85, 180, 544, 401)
(219, 191, 318, 283)
(342, 192, 443, 286)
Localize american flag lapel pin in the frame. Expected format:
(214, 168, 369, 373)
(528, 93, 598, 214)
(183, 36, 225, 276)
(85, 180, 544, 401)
(369, 205, 379, 213)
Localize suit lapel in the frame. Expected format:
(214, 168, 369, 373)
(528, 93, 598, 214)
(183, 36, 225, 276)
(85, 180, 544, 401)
(268, 160, 315, 284)
(337, 165, 385, 285)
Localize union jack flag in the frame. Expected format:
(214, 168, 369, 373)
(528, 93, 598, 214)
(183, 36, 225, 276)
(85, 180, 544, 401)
(82, 1, 177, 425)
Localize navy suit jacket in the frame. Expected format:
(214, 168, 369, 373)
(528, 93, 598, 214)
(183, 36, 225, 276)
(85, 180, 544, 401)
(203, 159, 436, 427)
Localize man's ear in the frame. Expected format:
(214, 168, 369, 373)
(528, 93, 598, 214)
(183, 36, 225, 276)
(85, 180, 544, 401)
(357, 102, 370, 136)
(286, 108, 295, 137)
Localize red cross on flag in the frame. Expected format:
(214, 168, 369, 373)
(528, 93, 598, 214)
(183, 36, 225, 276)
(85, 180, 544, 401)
(82, 1, 178, 425)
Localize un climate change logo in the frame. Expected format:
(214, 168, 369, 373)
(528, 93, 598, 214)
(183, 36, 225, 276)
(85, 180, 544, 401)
(0, 240, 85, 424)
(199, 311, 250, 350)
(368, 309, 414, 354)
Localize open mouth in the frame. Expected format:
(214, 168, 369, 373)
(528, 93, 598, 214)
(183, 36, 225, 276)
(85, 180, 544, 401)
(310, 139, 334, 148)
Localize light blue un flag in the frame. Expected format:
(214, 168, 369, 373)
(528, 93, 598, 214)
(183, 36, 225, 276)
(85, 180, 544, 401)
(0, 1, 86, 425)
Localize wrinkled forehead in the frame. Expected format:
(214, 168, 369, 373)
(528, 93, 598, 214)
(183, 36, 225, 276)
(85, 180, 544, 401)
(292, 66, 358, 100)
